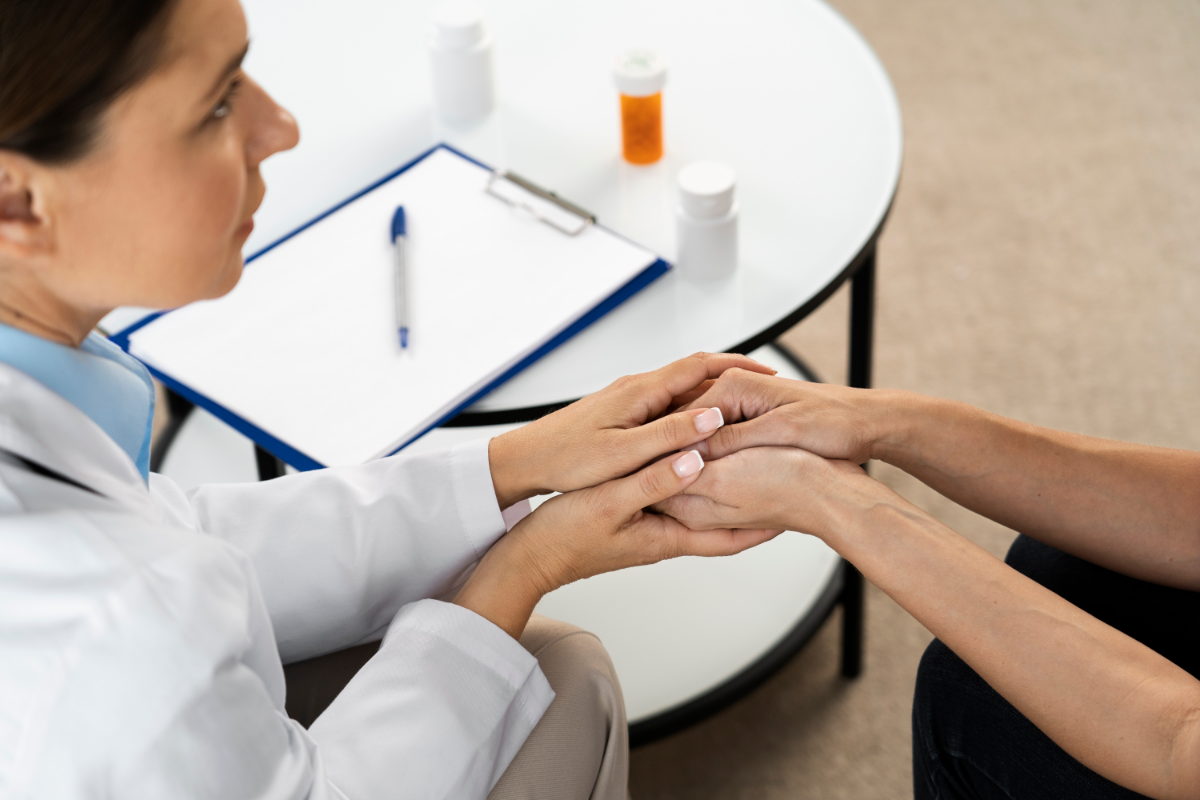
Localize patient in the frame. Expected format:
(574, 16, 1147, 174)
(657, 369, 1200, 800)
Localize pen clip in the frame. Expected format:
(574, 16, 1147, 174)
(484, 171, 596, 236)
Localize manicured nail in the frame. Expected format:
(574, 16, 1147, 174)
(672, 450, 705, 478)
(694, 407, 724, 433)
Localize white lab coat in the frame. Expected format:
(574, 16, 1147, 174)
(0, 363, 554, 799)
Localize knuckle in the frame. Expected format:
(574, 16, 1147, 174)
(682, 353, 714, 375)
(714, 423, 740, 451)
(638, 467, 671, 500)
(608, 374, 637, 393)
(725, 366, 753, 383)
(651, 418, 682, 450)
(713, 368, 743, 390)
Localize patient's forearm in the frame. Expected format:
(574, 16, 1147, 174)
(825, 497, 1200, 800)
(874, 394, 1200, 589)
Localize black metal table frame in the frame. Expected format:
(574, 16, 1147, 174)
(151, 232, 881, 749)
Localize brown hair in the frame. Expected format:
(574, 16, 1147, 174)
(0, 0, 179, 163)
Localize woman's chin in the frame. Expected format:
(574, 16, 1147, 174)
(172, 257, 245, 307)
(209, 257, 244, 299)
(129, 251, 244, 311)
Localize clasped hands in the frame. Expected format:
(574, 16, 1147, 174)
(458, 353, 901, 639)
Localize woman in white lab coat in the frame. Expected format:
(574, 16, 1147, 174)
(0, 0, 780, 797)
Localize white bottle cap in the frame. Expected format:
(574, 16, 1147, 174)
(431, 1, 487, 50)
(677, 161, 736, 219)
(612, 49, 668, 97)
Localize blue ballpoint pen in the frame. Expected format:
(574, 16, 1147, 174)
(391, 206, 409, 349)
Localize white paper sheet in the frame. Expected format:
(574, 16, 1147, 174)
(128, 148, 661, 467)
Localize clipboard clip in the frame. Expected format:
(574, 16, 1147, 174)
(485, 171, 596, 236)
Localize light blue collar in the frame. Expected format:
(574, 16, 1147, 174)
(0, 323, 155, 482)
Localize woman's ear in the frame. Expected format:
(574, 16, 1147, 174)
(0, 154, 52, 259)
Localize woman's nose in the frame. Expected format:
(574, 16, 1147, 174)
(245, 77, 300, 166)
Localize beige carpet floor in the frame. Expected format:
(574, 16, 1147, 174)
(629, 1, 1200, 797)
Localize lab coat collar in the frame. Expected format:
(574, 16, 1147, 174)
(0, 324, 155, 481)
(0, 362, 158, 514)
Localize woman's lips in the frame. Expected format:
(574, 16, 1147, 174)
(236, 217, 255, 238)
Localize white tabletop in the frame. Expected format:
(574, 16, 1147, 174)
(238, 0, 902, 413)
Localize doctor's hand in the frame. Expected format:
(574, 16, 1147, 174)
(487, 353, 775, 509)
(455, 449, 783, 640)
(651, 446, 891, 544)
(674, 368, 906, 465)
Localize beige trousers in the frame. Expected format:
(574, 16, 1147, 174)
(284, 614, 630, 800)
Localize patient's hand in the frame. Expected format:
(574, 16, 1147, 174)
(488, 353, 775, 508)
(675, 368, 906, 465)
(653, 446, 886, 540)
(456, 449, 783, 639)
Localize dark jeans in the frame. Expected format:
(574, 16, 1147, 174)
(912, 534, 1200, 800)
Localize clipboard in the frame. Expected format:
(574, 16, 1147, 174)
(113, 144, 670, 470)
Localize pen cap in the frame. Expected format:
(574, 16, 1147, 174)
(612, 49, 668, 97)
(677, 161, 736, 220)
(391, 206, 406, 241)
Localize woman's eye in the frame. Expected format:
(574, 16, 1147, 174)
(209, 77, 243, 122)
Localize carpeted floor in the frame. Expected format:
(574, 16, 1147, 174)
(628, 1, 1200, 797)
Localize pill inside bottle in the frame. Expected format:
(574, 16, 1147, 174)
(612, 50, 668, 165)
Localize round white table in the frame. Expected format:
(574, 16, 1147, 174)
(153, 0, 901, 745)
(239, 0, 902, 419)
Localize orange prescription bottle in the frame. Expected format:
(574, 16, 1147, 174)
(612, 50, 668, 165)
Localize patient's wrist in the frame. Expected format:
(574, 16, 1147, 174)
(868, 390, 937, 465)
(815, 467, 917, 552)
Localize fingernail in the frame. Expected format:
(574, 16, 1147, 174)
(694, 407, 724, 433)
(672, 450, 705, 478)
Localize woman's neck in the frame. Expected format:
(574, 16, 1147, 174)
(0, 280, 106, 347)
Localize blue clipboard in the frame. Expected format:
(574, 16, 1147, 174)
(112, 143, 670, 471)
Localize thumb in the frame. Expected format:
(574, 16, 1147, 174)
(623, 407, 725, 466)
(604, 450, 706, 515)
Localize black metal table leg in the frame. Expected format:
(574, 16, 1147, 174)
(841, 245, 876, 679)
(840, 563, 865, 678)
(255, 445, 286, 481)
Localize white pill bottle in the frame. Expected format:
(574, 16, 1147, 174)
(675, 161, 739, 281)
(428, 2, 495, 124)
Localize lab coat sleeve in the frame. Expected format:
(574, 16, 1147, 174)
(118, 599, 551, 800)
(184, 439, 510, 663)
(6, 510, 338, 800)
(122, 627, 550, 800)
(9, 507, 548, 800)
(309, 599, 555, 799)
